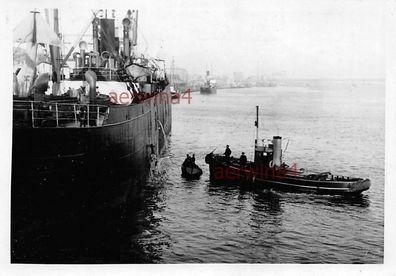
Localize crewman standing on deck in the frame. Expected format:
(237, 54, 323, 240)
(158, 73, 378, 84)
(78, 106, 87, 127)
(224, 145, 232, 160)
(240, 152, 247, 166)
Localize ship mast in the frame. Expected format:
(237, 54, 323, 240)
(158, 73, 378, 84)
(46, 9, 61, 95)
(29, 10, 39, 93)
(132, 10, 139, 57)
(122, 10, 138, 60)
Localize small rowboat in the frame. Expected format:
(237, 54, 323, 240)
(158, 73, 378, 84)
(181, 164, 203, 179)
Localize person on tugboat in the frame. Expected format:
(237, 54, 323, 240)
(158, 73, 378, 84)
(224, 145, 232, 161)
(239, 152, 247, 166)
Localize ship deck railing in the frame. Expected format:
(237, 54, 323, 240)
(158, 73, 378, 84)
(13, 100, 109, 128)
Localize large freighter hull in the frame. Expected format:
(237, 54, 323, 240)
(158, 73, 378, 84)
(12, 91, 171, 208)
(12, 8, 173, 263)
(200, 87, 217, 94)
(11, 91, 171, 263)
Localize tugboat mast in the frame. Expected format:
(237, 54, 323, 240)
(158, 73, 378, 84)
(253, 105, 262, 164)
(255, 105, 259, 144)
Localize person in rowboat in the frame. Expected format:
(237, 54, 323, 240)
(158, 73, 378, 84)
(183, 154, 192, 166)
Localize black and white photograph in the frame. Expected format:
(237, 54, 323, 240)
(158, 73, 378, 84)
(1, 0, 395, 274)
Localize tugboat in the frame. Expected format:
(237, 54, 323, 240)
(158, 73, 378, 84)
(181, 154, 203, 179)
(200, 70, 217, 94)
(205, 106, 371, 196)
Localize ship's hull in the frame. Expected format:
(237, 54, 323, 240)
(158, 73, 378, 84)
(206, 156, 370, 196)
(12, 91, 172, 207)
(200, 86, 217, 94)
(11, 91, 172, 262)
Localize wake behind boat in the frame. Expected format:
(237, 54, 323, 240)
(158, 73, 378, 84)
(205, 106, 370, 196)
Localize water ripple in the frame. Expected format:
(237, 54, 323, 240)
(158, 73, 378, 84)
(137, 85, 384, 263)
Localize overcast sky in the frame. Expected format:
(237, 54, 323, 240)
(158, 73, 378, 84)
(9, 0, 384, 79)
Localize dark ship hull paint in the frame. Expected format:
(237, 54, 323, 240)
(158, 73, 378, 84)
(12, 9, 172, 263)
(12, 92, 171, 206)
(206, 156, 370, 196)
(200, 86, 217, 94)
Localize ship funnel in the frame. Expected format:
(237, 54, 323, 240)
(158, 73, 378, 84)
(84, 70, 97, 104)
(272, 136, 282, 167)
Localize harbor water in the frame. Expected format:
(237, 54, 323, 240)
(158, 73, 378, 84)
(141, 81, 384, 263)
(14, 81, 384, 263)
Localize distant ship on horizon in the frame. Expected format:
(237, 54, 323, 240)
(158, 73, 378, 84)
(200, 70, 217, 94)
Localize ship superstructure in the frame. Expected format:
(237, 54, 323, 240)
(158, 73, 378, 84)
(12, 9, 172, 209)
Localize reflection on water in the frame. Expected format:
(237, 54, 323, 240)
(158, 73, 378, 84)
(11, 174, 166, 263)
(158, 84, 383, 263)
(318, 193, 371, 208)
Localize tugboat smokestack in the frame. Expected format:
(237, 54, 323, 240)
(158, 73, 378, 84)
(273, 136, 282, 167)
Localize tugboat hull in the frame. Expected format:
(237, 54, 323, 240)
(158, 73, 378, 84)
(206, 156, 370, 196)
(204, 106, 371, 196)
